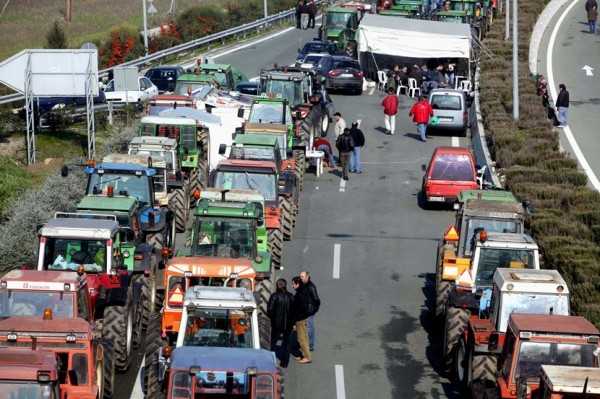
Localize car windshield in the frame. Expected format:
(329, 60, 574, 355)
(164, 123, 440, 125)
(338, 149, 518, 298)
(0, 290, 74, 318)
(464, 218, 519, 255)
(175, 82, 210, 96)
(214, 171, 276, 201)
(333, 60, 360, 70)
(183, 307, 253, 348)
(431, 94, 462, 111)
(475, 248, 536, 286)
(249, 103, 285, 124)
(516, 342, 597, 381)
(326, 12, 353, 27)
(88, 172, 151, 204)
(264, 80, 302, 107)
(230, 146, 275, 161)
(0, 381, 56, 399)
(191, 218, 255, 259)
(430, 153, 474, 181)
(43, 238, 107, 273)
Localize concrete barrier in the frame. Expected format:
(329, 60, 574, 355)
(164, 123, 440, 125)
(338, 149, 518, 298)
(529, 0, 571, 75)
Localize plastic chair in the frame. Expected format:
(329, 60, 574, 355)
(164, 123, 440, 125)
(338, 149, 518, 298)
(408, 78, 421, 98)
(377, 71, 388, 91)
(396, 80, 408, 96)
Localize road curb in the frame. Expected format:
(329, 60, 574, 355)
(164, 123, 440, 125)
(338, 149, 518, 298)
(529, 0, 571, 75)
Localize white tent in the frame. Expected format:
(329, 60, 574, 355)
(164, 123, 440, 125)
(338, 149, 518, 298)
(357, 14, 472, 60)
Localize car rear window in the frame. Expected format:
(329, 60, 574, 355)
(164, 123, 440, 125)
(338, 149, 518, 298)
(430, 153, 474, 181)
(333, 60, 360, 70)
(304, 55, 323, 64)
(431, 94, 462, 111)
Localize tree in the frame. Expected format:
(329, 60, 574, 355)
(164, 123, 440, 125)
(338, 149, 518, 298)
(46, 21, 68, 49)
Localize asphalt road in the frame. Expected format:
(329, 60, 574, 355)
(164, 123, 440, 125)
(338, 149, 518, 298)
(539, 0, 600, 190)
(119, 22, 469, 399)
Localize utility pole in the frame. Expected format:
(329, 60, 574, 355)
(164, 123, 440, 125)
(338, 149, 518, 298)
(264, 0, 268, 19)
(143, 0, 149, 56)
(505, 0, 509, 40)
(512, 0, 519, 120)
(65, 0, 72, 22)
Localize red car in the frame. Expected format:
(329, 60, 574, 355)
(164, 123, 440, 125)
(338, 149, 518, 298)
(421, 146, 479, 205)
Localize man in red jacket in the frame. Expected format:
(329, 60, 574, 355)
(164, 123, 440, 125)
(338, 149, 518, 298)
(409, 95, 433, 142)
(381, 87, 399, 135)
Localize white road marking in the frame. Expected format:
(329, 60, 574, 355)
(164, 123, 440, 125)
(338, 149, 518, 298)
(451, 136, 460, 147)
(335, 364, 347, 399)
(339, 178, 346, 192)
(333, 244, 341, 279)
(547, 0, 600, 191)
(582, 65, 594, 77)
(129, 356, 145, 399)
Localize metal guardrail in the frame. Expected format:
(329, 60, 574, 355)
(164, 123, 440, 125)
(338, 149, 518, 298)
(0, 8, 300, 106)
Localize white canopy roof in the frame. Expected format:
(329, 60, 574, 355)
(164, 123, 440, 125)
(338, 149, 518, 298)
(357, 14, 472, 59)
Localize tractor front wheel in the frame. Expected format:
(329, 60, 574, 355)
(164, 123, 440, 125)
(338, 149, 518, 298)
(147, 232, 164, 252)
(267, 229, 283, 270)
(442, 306, 470, 375)
(144, 313, 164, 398)
(102, 302, 134, 371)
(279, 197, 294, 241)
(97, 339, 115, 399)
(169, 188, 189, 233)
(293, 150, 305, 192)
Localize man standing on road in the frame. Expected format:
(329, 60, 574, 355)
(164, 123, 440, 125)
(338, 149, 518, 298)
(292, 276, 312, 364)
(307, 0, 317, 28)
(349, 121, 365, 174)
(300, 271, 320, 351)
(336, 128, 355, 181)
(267, 279, 294, 368)
(296, 0, 305, 29)
(586, 0, 598, 33)
(556, 83, 570, 127)
(334, 112, 346, 138)
(409, 95, 434, 142)
(382, 87, 399, 135)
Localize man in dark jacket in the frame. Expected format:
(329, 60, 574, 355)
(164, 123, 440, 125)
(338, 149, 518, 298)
(300, 271, 320, 351)
(556, 83, 570, 127)
(296, 0, 305, 29)
(349, 121, 365, 174)
(586, 0, 598, 33)
(267, 279, 294, 367)
(307, 0, 317, 28)
(291, 276, 312, 363)
(336, 128, 355, 180)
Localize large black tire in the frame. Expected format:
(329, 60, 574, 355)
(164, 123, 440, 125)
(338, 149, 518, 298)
(144, 313, 164, 399)
(190, 161, 208, 196)
(169, 188, 189, 233)
(102, 302, 134, 371)
(132, 274, 156, 348)
(442, 306, 470, 374)
(471, 380, 500, 399)
(267, 229, 283, 270)
(99, 339, 115, 399)
(259, 313, 271, 350)
(279, 197, 294, 241)
(436, 280, 452, 320)
(454, 336, 470, 388)
(255, 279, 273, 318)
(471, 353, 497, 385)
(293, 150, 305, 192)
(147, 232, 164, 251)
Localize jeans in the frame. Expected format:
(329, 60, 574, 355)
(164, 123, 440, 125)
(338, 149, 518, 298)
(308, 315, 315, 350)
(295, 319, 311, 360)
(384, 114, 396, 134)
(350, 147, 362, 172)
(339, 152, 351, 179)
(417, 123, 428, 141)
(590, 20, 596, 33)
(308, 13, 315, 28)
(557, 106, 568, 126)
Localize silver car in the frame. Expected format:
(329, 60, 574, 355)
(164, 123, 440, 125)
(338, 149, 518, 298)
(428, 89, 468, 136)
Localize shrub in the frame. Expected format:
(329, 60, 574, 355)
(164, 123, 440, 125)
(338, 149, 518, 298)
(46, 21, 68, 49)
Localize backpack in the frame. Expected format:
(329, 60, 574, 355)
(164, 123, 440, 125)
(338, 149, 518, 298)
(336, 134, 354, 152)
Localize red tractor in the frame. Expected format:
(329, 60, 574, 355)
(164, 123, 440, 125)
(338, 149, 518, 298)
(0, 348, 60, 398)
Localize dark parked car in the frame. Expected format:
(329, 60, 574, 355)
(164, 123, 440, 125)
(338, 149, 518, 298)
(296, 40, 338, 62)
(318, 56, 363, 94)
(36, 91, 106, 114)
(145, 66, 185, 93)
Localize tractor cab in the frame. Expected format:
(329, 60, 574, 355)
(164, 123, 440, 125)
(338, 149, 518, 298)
(128, 136, 178, 182)
(0, 348, 60, 399)
(146, 94, 194, 116)
(197, 63, 248, 91)
(538, 365, 600, 398)
(321, 7, 360, 56)
(175, 73, 219, 95)
(227, 134, 282, 169)
(259, 69, 314, 110)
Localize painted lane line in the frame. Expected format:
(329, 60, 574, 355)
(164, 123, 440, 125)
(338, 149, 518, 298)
(451, 136, 460, 147)
(335, 364, 347, 399)
(129, 356, 145, 399)
(333, 243, 341, 279)
(547, 0, 600, 191)
(339, 178, 346, 192)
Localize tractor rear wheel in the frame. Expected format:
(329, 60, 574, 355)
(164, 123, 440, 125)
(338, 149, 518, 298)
(442, 306, 470, 374)
(259, 313, 271, 350)
(267, 229, 283, 270)
(454, 337, 470, 388)
(471, 353, 497, 386)
(146, 232, 164, 251)
(102, 302, 135, 371)
(436, 280, 451, 321)
(132, 274, 156, 347)
(169, 188, 189, 233)
(279, 197, 294, 241)
(293, 150, 305, 191)
(256, 279, 273, 318)
(144, 313, 164, 399)
(98, 339, 115, 399)
(190, 161, 208, 198)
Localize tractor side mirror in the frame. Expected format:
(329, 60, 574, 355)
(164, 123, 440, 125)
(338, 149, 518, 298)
(237, 108, 244, 118)
(61, 165, 69, 177)
(218, 144, 227, 155)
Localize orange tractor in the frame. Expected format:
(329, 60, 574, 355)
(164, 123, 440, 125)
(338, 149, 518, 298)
(0, 348, 60, 398)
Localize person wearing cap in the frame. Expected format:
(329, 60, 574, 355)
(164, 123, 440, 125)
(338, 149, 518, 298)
(409, 95, 434, 142)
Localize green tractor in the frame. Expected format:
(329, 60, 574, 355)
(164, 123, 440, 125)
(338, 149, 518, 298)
(379, 0, 425, 17)
(320, 7, 360, 57)
(196, 62, 248, 91)
(173, 73, 219, 95)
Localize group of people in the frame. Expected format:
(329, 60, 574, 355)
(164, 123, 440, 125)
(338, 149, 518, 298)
(382, 86, 434, 141)
(296, 0, 317, 29)
(386, 63, 457, 95)
(267, 271, 320, 366)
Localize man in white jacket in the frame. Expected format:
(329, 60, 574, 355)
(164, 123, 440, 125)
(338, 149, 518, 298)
(334, 112, 346, 138)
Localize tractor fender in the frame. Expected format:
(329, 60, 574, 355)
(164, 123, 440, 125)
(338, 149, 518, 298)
(448, 289, 480, 311)
(104, 273, 132, 307)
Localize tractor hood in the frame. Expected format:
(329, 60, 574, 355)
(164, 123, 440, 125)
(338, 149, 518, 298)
(171, 346, 277, 373)
(326, 27, 344, 38)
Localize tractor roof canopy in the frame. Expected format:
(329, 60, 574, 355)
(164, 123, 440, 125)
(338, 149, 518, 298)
(170, 346, 277, 373)
(458, 189, 518, 204)
(85, 162, 156, 176)
(493, 268, 568, 296)
(195, 198, 262, 219)
(462, 199, 525, 218)
(40, 215, 118, 240)
(1, 270, 85, 291)
(0, 316, 92, 336)
(509, 314, 600, 337)
(234, 134, 278, 147)
(327, 6, 359, 14)
(140, 115, 197, 127)
(129, 136, 178, 149)
(0, 348, 58, 381)
(184, 286, 255, 306)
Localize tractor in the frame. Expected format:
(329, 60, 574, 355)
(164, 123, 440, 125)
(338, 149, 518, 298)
(0, 348, 60, 398)
(0, 315, 115, 398)
(196, 62, 248, 91)
(435, 190, 526, 319)
(320, 7, 360, 57)
(146, 94, 194, 116)
(537, 365, 600, 398)
(128, 136, 189, 233)
(37, 212, 157, 372)
(378, 0, 425, 17)
(475, 314, 600, 398)
(439, 231, 541, 373)
(453, 268, 570, 393)
(144, 287, 279, 398)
